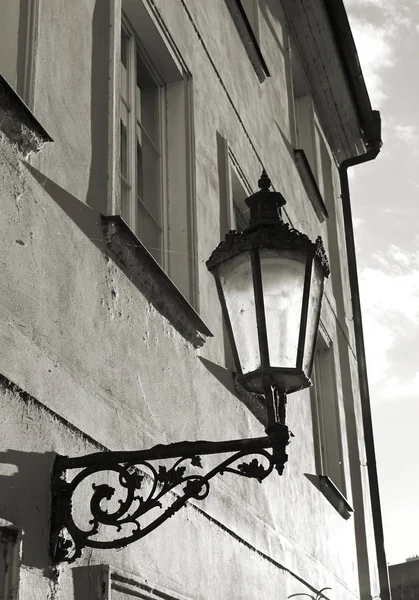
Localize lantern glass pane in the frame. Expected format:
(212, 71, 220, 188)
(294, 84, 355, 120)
(260, 249, 306, 368)
(303, 258, 325, 374)
(218, 252, 260, 373)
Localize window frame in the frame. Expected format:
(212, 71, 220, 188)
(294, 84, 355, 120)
(218, 136, 252, 236)
(289, 44, 330, 222)
(107, 0, 198, 307)
(0, 520, 22, 600)
(217, 136, 253, 369)
(311, 327, 347, 496)
(240, 0, 260, 43)
(310, 327, 353, 518)
(224, 0, 270, 83)
(119, 16, 167, 268)
(0, 0, 39, 107)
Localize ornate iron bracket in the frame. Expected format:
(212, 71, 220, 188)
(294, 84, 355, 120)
(50, 425, 290, 563)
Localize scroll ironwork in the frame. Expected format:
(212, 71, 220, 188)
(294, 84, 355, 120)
(50, 429, 289, 563)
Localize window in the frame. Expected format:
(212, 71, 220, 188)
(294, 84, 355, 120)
(240, 0, 260, 42)
(231, 168, 249, 232)
(120, 20, 164, 266)
(294, 94, 333, 199)
(289, 45, 329, 221)
(0, 521, 22, 600)
(218, 136, 251, 237)
(294, 95, 318, 176)
(224, 0, 269, 82)
(311, 330, 346, 495)
(110, 2, 197, 305)
(0, 0, 38, 106)
(217, 136, 252, 369)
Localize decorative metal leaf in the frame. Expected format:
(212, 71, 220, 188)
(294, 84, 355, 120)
(91, 483, 114, 501)
(237, 458, 266, 481)
(190, 455, 202, 468)
(158, 465, 186, 486)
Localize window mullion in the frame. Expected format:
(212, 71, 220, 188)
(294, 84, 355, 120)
(160, 85, 168, 271)
(128, 31, 137, 233)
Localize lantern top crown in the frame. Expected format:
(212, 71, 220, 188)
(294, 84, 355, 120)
(245, 170, 287, 232)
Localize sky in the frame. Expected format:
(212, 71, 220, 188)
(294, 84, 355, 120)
(344, 0, 419, 566)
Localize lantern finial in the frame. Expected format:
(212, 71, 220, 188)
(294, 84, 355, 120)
(258, 169, 271, 191)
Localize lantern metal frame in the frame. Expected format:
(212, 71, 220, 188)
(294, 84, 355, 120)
(49, 171, 329, 565)
(207, 224, 329, 395)
(206, 171, 330, 397)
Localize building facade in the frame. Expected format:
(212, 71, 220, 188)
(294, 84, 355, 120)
(0, 1, 389, 599)
(390, 558, 419, 600)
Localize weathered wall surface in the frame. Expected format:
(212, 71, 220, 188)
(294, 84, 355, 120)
(0, 0, 379, 598)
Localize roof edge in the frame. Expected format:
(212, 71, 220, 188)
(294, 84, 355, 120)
(323, 0, 382, 149)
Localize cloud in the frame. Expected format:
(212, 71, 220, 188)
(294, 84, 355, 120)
(361, 245, 419, 321)
(381, 372, 419, 400)
(346, 0, 413, 107)
(359, 244, 419, 394)
(393, 124, 418, 144)
(347, 17, 394, 106)
(345, 0, 410, 26)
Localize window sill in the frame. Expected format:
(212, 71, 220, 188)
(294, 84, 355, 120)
(319, 475, 353, 520)
(0, 74, 52, 156)
(294, 149, 329, 222)
(224, 0, 270, 83)
(103, 216, 213, 348)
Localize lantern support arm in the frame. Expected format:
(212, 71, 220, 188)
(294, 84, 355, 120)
(50, 422, 290, 564)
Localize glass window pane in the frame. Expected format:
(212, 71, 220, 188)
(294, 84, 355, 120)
(260, 249, 306, 368)
(121, 28, 129, 68)
(136, 136, 143, 201)
(137, 126, 161, 224)
(120, 28, 129, 101)
(303, 260, 324, 373)
(121, 180, 130, 225)
(136, 49, 160, 148)
(218, 252, 260, 373)
(120, 119, 128, 179)
(138, 202, 163, 265)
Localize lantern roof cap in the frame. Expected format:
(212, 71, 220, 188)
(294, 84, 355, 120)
(206, 222, 330, 276)
(207, 170, 330, 276)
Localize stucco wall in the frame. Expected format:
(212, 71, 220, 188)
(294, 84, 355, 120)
(0, 0, 379, 598)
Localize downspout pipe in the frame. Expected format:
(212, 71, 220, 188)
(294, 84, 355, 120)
(339, 110, 391, 600)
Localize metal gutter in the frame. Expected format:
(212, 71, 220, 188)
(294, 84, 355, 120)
(286, 1, 389, 595)
(339, 111, 391, 599)
(321, 3, 390, 596)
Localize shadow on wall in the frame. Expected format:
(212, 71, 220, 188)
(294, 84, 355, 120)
(86, 0, 111, 213)
(199, 357, 267, 427)
(0, 449, 56, 570)
(23, 162, 105, 252)
(23, 164, 209, 347)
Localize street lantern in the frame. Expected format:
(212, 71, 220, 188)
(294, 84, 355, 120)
(49, 171, 329, 565)
(206, 171, 329, 420)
